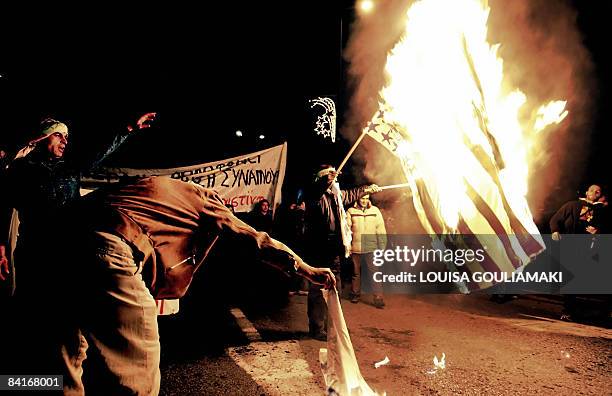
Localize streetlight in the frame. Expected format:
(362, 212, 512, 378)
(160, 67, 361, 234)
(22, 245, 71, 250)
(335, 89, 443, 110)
(358, 0, 375, 15)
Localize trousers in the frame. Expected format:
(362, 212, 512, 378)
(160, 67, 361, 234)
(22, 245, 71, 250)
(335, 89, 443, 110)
(61, 231, 160, 396)
(307, 255, 342, 335)
(350, 252, 382, 298)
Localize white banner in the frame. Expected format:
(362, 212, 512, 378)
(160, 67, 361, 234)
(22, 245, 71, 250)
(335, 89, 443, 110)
(82, 142, 287, 213)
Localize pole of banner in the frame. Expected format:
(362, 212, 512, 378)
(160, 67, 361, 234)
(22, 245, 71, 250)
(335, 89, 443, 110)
(378, 182, 411, 191)
(336, 130, 367, 175)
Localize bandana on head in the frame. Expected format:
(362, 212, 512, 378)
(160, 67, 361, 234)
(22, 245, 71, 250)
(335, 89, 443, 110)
(40, 119, 69, 137)
(315, 167, 336, 181)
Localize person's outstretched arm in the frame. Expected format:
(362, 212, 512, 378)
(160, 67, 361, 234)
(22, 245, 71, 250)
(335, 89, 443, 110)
(194, 185, 335, 288)
(78, 112, 157, 170)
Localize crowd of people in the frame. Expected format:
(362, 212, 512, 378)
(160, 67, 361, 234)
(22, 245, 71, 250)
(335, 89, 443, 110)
(0, 116, 609, 395)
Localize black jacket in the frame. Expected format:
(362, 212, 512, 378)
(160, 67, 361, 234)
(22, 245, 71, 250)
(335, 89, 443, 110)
(1, 130, 131, 246)
(303, 178, 367, 262)
(549, 199, 608, 234)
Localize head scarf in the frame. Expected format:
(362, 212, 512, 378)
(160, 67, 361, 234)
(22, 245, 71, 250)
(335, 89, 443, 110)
(14, 118, 69, 160)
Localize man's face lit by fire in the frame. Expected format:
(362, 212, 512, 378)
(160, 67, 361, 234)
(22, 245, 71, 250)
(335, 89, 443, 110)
(46, 132, 68, 159)
(260, 201, 269, 215)
(586, 185, 602, 203)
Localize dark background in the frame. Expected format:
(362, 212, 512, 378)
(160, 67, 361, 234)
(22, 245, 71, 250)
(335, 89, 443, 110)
(0, 0, 609, 205)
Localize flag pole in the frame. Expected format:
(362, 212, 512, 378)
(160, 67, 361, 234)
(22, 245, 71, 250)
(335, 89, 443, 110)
(378, 182, 411, 191)
(336, 130, 367, 174)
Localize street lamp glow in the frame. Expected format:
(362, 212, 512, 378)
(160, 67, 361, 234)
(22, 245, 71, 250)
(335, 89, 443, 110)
(258, 134, 265, 140)
(235, 130, 243, 137)
(359, 0, 374, 14)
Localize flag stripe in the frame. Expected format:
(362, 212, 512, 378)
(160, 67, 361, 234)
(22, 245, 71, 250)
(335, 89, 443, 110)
(414, 179, 447, 235)
(456, 217, 495, 290)
(464, 179, 522, 269)
(467, 143, 544, 256)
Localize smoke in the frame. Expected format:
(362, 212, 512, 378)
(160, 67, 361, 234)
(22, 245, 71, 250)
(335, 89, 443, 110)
(343, 0, 595, 227)
(342, 0, 418, 233)
(487, 0, 595, 222)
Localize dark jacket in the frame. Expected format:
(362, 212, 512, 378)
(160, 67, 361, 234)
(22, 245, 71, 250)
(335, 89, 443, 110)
(303, 178, 367, 262)
(549, 199, 607, 234)
(0, 131, 130, 246)
(246, 211, 274, 234)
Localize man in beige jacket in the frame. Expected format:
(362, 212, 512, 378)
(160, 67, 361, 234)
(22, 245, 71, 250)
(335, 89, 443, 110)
(346, 194, 387, 308)
(31, 176, 335, 396)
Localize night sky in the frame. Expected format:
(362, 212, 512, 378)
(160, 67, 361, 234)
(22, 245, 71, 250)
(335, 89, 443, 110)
(0, 1, 609, 201)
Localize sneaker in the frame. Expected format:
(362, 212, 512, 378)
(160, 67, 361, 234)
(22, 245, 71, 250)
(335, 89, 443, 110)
(351, 295, 360, 304)
(373, 297, 385, 309)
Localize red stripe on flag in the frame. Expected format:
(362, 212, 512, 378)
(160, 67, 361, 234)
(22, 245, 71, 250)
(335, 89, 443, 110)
(414, 179, 446, 235)
(468, 144, 544, 256)
(464, 180, 522, 269)
(456, 217, 503, 274)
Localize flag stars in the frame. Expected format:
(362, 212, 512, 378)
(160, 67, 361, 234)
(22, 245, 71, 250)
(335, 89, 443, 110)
(367, 121, 379, 133)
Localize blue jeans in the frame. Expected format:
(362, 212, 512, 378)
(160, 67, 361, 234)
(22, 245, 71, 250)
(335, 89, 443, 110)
(351, 252, 383, 298)
(62, 231, 160, 396)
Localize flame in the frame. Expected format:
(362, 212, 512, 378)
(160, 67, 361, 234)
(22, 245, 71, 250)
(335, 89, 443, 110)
(426, 352, 446, 374)
(433, 352, 446, 369)
(372, 0, 567, 229)
(534, 100, 569, 133)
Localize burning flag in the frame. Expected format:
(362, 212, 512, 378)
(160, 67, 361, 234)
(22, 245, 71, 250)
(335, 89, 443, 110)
(362, 0, 568, 290)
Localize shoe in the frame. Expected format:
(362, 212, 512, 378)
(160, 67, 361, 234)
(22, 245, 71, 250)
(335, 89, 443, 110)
(373, 297, 385, 309)
(491, 294, 513, 304)
(309, 331, 327, 341)
(351, 295, 360, 303)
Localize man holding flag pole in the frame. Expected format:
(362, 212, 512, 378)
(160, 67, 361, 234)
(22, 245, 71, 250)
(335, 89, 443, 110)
(302, 164, 380, 341)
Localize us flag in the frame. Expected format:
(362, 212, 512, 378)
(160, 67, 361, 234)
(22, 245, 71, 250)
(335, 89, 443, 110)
(364, 106, 546, 291)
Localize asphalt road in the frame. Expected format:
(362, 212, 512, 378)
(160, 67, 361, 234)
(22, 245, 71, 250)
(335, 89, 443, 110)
(159, 289, 611, 396)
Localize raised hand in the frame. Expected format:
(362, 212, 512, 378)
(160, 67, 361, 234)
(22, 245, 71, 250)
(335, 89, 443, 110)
(127, 112, 157, 132)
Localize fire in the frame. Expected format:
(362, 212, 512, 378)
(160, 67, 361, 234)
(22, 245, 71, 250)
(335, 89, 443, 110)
(534, 100, 569, 133)
(373, 0, 567, 230)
